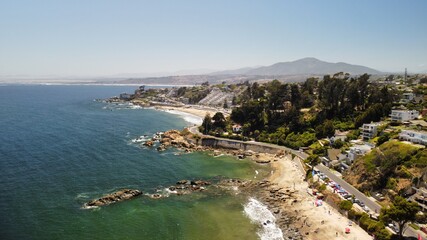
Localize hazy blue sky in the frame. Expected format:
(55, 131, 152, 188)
(1, 0, 426, 77)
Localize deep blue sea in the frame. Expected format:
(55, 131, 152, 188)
(0, 85, 271, 240)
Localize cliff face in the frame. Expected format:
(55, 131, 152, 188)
(343, 141, 426, 194)
(343, 157, 382, 192)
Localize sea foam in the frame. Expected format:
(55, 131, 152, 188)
(244, 198, 284, 240)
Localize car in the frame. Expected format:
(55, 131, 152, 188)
(358, 202, 365, 207)
(363, 206, 369, 212)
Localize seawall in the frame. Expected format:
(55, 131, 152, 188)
(202, 137, 283, 154)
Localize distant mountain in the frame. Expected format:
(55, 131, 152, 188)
(211, 57, 382, 76)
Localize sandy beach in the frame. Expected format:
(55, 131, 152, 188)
(268, 155, 372, 240)
(154, 105, 227, 119)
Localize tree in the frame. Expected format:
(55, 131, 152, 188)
(307, 154, 320, 171)
(212, 112, 226, 130)
(223, 99, 228, 109)
(201, 113, 213, 134)
(380, 196, 420, 238)
(315, 120, 335, 138)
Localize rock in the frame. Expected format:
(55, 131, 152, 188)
(84, 189, 142, 208)
(194, 180, 211, 186)
(157, 145, 166, 151)
(143, 140, 154, 147)
(176, 180, 190, 185)
(150, 194, 162, 199)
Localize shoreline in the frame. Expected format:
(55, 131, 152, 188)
(127, 104, 373, 239)
(169, 135, 373, 239)
(257, 153, 372, 240)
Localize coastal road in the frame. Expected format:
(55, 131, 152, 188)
(316, 164, 382, 213)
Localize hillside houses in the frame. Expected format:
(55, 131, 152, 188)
(399, 130, 427, 145)
(361, 122, 381, 140)
(390, 109, 419, 122)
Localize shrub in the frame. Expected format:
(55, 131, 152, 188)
(374, 229, 391, 240)
(339, 200, 353, 211)
(386, 178, 397, 190)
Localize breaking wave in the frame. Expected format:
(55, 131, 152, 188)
(243, 198, 284, 240)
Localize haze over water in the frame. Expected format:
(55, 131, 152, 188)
(0, 85, 270, 240)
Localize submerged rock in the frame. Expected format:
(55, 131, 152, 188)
(83, 189, 142, 208)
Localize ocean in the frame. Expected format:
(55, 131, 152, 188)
(0, 85, 276, 240)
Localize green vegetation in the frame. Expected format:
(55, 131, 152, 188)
(347, 210, 390, 240)
(361, 141, 420, 189)
(339, 200, 353, 211)
(227, 73, 398, 149)
(380, 196, 421, 238)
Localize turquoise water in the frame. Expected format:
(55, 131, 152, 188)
(0, 85, 269, 239)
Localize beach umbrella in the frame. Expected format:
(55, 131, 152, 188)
(345, 227, 350, 234)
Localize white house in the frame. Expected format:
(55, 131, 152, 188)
(399, 130, 427, 145)
(361, 122, 381, 140)
(390, 110, 419, 122)
(232, 124, 242, 133)
(346, 143, 373, 164)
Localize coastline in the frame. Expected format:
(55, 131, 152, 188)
(144, 105, 373, 239)
(262, 154, 372, 239)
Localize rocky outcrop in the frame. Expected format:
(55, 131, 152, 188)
(158, 130, 195, 151)
(83, 189, 142, 208)
(143, 140, 154, 147)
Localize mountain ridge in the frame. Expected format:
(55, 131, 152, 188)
(210, 57, 382, 75)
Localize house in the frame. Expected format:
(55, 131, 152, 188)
(232, 124, 242, 133)
(361, 122, 381, 140)
(346, 143, 373, 164)
(327, 149, 342, 162)
(399, 130, 427, 145)
(390, 110, 419, 122)
(400, 92, 415, 104)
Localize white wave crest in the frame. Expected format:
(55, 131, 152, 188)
(244, 198, 284, 240)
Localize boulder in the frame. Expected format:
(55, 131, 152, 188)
(143, 140, 154, 147)
(84, 189, 142, 208)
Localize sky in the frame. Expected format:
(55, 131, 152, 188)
(0, 0, 426, 77)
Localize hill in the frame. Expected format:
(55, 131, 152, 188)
(212, 57, 382, 76)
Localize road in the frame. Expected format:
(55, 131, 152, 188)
(316, 164, 382, 213)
